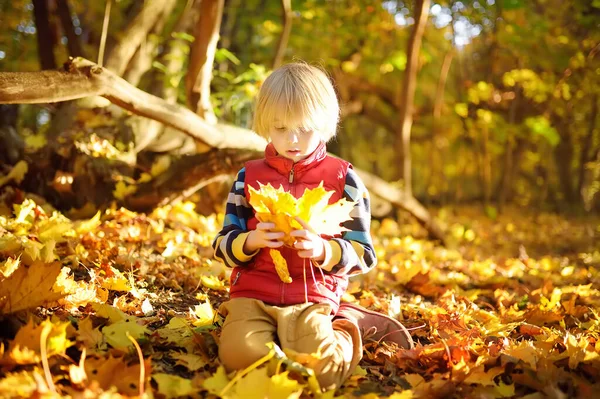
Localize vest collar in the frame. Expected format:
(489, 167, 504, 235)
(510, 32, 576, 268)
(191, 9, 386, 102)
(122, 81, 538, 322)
(264, 141, 327, 177)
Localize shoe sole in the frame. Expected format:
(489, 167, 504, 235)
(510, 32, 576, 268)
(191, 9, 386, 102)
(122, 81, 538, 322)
(342, 302, 415, 349)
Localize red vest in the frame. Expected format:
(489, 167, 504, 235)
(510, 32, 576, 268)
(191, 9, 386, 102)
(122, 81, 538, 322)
(229, 141, 351, 313)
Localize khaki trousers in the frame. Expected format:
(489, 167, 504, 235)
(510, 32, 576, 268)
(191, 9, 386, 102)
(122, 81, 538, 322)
(218, 297, 363, 391)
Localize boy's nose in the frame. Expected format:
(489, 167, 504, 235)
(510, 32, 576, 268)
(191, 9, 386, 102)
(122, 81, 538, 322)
(287, 131, 299, 144)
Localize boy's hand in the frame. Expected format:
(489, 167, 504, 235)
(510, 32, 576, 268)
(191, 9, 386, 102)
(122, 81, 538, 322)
(243, 222, 284, 254)
(290, 217, 326, 262)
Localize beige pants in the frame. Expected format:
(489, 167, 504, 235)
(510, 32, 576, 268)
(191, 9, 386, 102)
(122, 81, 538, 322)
(218, 297, 363, 391)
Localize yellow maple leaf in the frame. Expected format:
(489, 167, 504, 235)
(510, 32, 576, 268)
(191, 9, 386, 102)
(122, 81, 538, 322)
(203, 366, 230, 396)
(228, 368, 303, 399)
(102, 320, 149, 349)
(113, 180, 137, 200)
(0, 256, 20, 278)
(75, 210, 102, 234)
(91, 303, 129, 323)
(0, 368, 44, 398)
(271, 249, 292, 283)
(296, 182, 333, 223)
(37, 212, 73, 242)
(269, 372, 304, 399)
(201, 275, 227, 291)
(153, 373, 198, 398)
(4, 319, 72, 365)
(248, 182, 355, 242)
(77, 317, 105, 350)
(248, 182, 356, 283)
(85, 355, 150, 396)
(98, 266, 131, 292)
(171, 352, 207, 371)
(190, 300, 216, 328)
(0, 260, 65, 314)
(54, 268, 104, 310)
(0, 160, 28, 188)
(13, 199, 37, 225)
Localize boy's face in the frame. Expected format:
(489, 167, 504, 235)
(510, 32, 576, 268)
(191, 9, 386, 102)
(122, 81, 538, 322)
(269, 124, 322, 162)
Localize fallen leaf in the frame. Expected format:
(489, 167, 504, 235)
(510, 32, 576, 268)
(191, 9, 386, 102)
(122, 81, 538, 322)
(153, 373, 198, 398)
(3, 319, 72, 365)
(171, 352, 207, 371)
(0, 160, 28, 188)
(85, 355, 150, 396)
(102, 320, 149, 349)
(0, 261, 64, 314)
(203, 366, 230, 395)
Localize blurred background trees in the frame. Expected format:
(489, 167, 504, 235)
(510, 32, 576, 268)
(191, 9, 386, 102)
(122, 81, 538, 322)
(0, 0, 599, 216)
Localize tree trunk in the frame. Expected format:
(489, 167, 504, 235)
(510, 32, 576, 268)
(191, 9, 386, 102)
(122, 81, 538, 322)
(159, 0, 200, 102)
(187, 0, 224, 124)
(122, 0, 177, 86)
(481, 122, 492, 207)
(272, 0, 293, 69)
(131, 0, 199, 154)
(428, 49, 453, 203)
(0, 58, 446, 243)
(104, 0, 171, 76)
(577, 94, 598, 196)
(218, 0, 241, 72)
(554, 122, 576, 203)
(395, 0, 430, 197)
(32, 0, 57, 70)
(56, 0, 85, 57)
(498, 85, 521, 212)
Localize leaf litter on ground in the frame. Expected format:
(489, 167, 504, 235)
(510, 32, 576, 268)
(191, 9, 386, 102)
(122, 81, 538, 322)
(0, 185, 599, 398)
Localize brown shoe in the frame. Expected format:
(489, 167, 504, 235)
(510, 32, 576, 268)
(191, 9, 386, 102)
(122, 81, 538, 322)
(335, 302, 414, 349)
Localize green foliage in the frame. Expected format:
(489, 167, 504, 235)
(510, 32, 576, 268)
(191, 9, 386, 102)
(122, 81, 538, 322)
(1, 0, 599, 209)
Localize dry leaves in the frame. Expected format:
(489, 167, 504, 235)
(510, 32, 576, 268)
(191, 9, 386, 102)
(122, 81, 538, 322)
(0, 189, 599, 398)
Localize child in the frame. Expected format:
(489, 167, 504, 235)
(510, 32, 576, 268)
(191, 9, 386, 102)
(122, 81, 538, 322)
(212, 62, 413, 390)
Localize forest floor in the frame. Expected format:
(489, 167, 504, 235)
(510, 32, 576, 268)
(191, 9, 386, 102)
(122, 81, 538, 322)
(0, 186, 599, 398)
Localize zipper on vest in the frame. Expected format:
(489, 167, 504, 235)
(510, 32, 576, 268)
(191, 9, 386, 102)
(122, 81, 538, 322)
(288, 168, 295, 183)
(232, 271, 241, 285)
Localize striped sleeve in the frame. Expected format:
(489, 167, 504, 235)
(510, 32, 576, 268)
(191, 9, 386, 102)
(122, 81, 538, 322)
(317, 168, 377, 276)
(211, 168, 258, 267)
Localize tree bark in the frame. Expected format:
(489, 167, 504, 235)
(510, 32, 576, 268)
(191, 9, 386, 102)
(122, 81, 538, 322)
(577, 94, 598, 196)
(218, 0, 241, 72)
(104, 0, 171, 76)
(395, 0, 430, 196)
(32, 0, 57, 70)
(429, 49, 453, 203)
(481, 122, 492, 207)
(122, 0, 177, 86)
(56, 0, 85, 58)
(554, 121, 576, 203)
(272, 0, 293, 69)
(158, 1, 199, 102)
(498, 85, 521, 211)
(0, 58, 446, 243)
(187, 0, 224, 123)
(0, 58, 265, 150)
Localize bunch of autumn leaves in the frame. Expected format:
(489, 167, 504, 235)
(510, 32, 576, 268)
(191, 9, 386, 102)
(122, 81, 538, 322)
(248, 182, 356, 282)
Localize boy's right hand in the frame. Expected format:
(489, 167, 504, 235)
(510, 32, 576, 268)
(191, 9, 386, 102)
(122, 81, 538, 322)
(243, 222, 284, 254)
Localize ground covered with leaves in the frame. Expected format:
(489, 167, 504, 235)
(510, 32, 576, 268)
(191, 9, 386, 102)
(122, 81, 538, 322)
(0, 185, 599, 398)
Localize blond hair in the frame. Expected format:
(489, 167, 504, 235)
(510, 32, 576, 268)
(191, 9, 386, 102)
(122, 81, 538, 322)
(252, 62, 339, 141)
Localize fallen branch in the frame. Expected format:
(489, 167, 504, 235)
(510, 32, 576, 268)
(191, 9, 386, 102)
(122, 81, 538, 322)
(0, 57, 266, 151)
(0, 58, 445, 242)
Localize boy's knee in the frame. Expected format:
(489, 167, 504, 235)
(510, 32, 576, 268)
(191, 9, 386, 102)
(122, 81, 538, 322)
(218, 338, 271, 371)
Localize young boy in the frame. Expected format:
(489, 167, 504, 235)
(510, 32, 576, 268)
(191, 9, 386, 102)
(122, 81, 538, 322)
(212, 62, 413, 390)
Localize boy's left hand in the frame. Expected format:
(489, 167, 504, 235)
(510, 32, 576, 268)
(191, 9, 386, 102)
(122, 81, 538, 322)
(290, 217, 326, 262)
